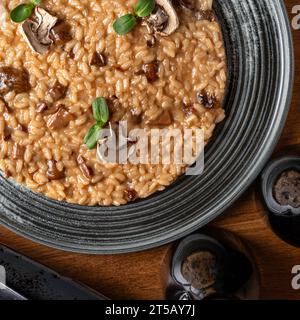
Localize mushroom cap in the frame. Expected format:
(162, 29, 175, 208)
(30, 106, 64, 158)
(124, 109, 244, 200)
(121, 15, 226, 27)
(96, 122, 136, 164)
(21, 7, 58, 54)
(151, 0, 180, 36)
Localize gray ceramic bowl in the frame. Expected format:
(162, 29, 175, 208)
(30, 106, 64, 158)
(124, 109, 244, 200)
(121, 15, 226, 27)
(0, 0, 294, 253)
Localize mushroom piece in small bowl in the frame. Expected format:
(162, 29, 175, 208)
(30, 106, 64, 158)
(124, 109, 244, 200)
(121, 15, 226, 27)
(261, 156, 300, 247)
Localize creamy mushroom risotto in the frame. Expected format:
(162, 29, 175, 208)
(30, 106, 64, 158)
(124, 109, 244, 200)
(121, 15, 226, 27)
(0, 0, 226, 206)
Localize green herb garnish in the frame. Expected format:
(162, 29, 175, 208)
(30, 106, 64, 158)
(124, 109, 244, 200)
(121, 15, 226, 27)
(113, 0, 155, 36)
(10, 0, 41, 23)
(134, 0, 155, 18)
(84, 123, 103, 150)
(84, 97, 110, 150)
(92, 97, 110, 124)
(10, 3, 35, 23)
(113, 14, 137, 36)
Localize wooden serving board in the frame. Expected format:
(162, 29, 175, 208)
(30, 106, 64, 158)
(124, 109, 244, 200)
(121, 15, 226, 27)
(0, 0, 299, 300)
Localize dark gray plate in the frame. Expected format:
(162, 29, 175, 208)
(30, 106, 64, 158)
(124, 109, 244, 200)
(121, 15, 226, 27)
(0, 0, 294, 254)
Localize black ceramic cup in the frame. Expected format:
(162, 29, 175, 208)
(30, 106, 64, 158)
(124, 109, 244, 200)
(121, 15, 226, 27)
(170, 229, 260, 300)
(171, 234, 228, 299)
(261, 156, 300, 247)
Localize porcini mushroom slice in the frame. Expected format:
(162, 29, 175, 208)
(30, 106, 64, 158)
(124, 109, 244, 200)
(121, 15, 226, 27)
(0, 67, 31, 95)
(48, 80, 68, 102)
(141, 61, 159, 82)
(196, 90, 216, 108)
(46, 105, 73, 130)
(77, 155, 93, 180)
(50, 21, 72, 46)
(47, 160, 64, 180)
(148, 0, 179, 36)
(195, 9, 215, 22)
(124, 189, 137, 202)
(173, 0, 215, 21)
(90, 51, 107, 68)
(21, 7, 58, 54)
(96, 123, 136, 163)
(97, 123, 128, 151)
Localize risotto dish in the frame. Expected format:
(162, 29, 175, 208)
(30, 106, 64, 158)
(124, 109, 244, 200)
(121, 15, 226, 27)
(0, 0, 226, 206)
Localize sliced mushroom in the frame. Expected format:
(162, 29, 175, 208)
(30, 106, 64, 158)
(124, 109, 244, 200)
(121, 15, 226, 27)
(107, 96, 126, 123)
(77, 155, 93, 179)
(141, 61, 159, 82)
(47, 160, 65, 180)
(96, 122, 136, 163)
(90, 51, 107, 68)
(38, 80, 68, 114)
(195, 9, 215, 22)
(141, 20, 157, 47)
(46, 105, 74, 130)
(172, 0, 196, 10)
(196, 90, 216, 109)
(50, 21, 72, 46)
(48, 80, 68, 102)
(37, 101, 61, 115)
(0, 66, 31, 95)
(21, 7, 58, 54)
(98, 123, 127, 150)
(36, 101, 49, 113)
(124, 189, 137, 202)
(173, 0, 215, 21)
(146, 36, 156, 48)
(148, 0, 179, 36)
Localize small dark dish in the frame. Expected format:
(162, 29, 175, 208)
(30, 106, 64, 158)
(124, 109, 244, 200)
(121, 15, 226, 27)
(261, 156, 300, 215)
(261, 156, 300, 247)
(171, 234, 228, 299)
(170, 232, 256, 300)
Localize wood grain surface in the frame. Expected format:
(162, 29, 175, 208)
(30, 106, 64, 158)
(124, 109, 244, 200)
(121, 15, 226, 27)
(0, 0, 299, 300)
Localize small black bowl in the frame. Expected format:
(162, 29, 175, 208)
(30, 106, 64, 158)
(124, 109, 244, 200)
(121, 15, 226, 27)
(261, 156, 300, 215)
(261, 156, 300, 246)
(170, 231, 257, 300)
(171, 234, 228, 299)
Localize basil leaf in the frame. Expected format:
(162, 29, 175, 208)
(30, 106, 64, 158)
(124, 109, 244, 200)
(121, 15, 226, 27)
(92, 97, 109, 123)
(113, 14, 137, 35)
(10, 3, 35, 23)
(84, 124, 102, 150)
(134, 0, 155, 17)
(31, 0, 41, 5)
